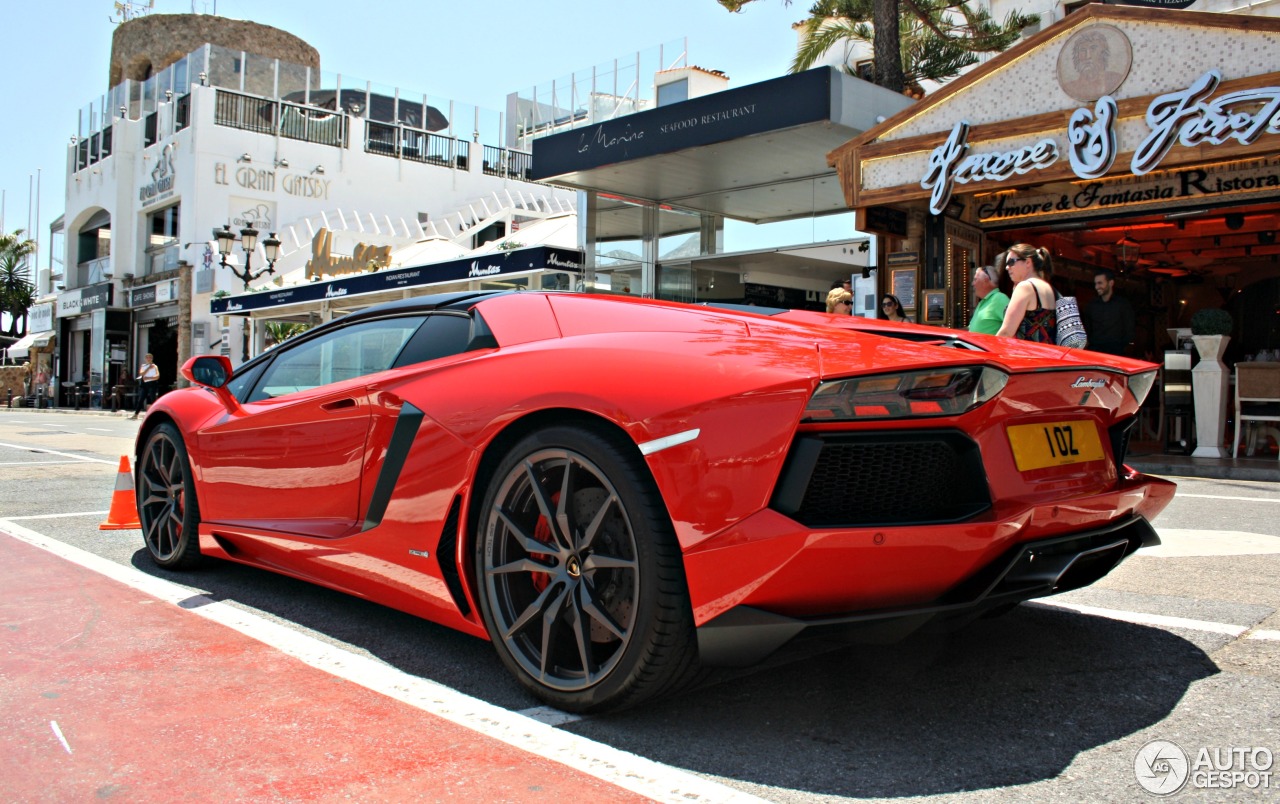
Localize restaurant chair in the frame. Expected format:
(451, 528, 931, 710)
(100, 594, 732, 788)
(1233, 362, 1280, 459)
(1162, 351, 1195, 455)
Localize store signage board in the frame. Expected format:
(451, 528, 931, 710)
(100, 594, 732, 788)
(920, 69, 1280, 215)
(56, 283, 113, 317)
(976, 154, 1280, 225)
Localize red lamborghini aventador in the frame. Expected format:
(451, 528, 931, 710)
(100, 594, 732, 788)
(135, 290, 1175, 712)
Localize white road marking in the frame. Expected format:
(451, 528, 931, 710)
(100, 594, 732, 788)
(0, 522, 767, 804)
(1145, 529, 1280, 557)
(0, 443, 116, 465)
(1030, 600, 1248, 636)
(1175, 493, 1280, 503)
(0, 461, 91, 466)
(5, 512, 109, 521)
(50, 721, 72, 755)
(1251, 630, 1280, 641)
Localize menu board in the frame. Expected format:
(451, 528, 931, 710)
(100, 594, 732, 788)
(890, 268, 917, 310)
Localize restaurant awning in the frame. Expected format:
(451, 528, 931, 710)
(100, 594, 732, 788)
(5, 331, 54, 360)
(530, 68, 916, 224)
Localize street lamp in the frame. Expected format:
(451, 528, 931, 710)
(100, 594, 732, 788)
(213, 224, 281, 288)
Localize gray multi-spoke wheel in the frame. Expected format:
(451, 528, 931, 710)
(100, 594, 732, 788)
(137, 423, 202, 570)
(476, 425, 697, 713)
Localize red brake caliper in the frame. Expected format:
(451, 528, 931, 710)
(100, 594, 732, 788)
(529, 492, 560, 593)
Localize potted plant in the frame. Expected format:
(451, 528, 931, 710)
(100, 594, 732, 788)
(1190, 307, 1233, 458)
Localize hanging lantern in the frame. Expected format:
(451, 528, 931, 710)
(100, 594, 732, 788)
(1114, 234, 1140, 272)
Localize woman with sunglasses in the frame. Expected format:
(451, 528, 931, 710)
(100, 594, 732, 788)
(996, 244, 1057, 342)
(826, 287, 854, 314)
(879, 294, 912, 323)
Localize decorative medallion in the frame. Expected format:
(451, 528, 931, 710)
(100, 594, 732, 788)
(1057, 24, 1133, 103)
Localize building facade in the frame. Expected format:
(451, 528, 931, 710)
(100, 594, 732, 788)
(50, 14, 575, 407)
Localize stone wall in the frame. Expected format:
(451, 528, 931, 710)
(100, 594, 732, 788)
(0, 366, 30, 405)
(109, 14, 319, 89)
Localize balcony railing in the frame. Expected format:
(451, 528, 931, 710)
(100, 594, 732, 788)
(214, 89, 349, 148)
(365, 121, 468, 168)
(482, 146, 532, 180)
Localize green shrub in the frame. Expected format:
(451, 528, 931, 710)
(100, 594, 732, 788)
(1191, 308, 1233, 336)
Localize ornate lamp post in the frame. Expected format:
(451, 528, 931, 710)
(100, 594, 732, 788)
(213, 224, 281, 288)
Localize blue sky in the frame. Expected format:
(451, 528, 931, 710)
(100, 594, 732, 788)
(0, 0, 804, 263)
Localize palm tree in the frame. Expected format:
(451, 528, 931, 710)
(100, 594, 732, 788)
(718, 0, 1036, 94)
(264, 320, 309, 348)
(0, 230, 36, 338)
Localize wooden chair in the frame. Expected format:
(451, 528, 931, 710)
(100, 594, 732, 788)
(1233, 362, 1280, 459)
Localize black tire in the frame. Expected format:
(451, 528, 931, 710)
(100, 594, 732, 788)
(475, 424, 698, 713)
(136, 423, 203, 570)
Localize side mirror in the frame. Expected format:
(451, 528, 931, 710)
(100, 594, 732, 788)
(181, 355, 233, 388)
(180, 355, 241, 413)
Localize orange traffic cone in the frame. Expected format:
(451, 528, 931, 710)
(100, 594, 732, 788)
(99, 455, 142, 531)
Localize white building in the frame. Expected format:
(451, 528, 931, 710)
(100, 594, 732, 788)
(47, 14, 575, 407)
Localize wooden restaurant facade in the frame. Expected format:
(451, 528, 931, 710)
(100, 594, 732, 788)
(828, 5, 1280, 362)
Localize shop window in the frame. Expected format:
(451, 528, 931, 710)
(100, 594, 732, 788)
(145, 204, 180, 276)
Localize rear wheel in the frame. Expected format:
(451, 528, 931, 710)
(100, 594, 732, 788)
(475, 425, 698, 713)
(137, 423, 202, 570)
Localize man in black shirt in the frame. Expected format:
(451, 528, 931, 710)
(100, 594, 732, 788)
(1083, 269, 1135, 356)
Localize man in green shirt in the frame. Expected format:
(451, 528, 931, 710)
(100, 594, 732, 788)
(969, 263, 1009, 335)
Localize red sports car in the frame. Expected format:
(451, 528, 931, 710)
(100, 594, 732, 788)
(135, 290, 1175, 712)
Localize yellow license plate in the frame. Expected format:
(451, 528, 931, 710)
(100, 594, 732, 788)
(1006, 420, 1106, 472)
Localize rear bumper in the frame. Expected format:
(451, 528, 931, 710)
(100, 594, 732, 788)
(695, 514, 1159, 667)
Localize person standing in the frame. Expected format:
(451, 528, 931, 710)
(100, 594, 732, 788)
(826, 287, 854, 314)
(879, 293, 912, 323)
(132, 353, 160, 419)
(1082, 268, 1135, 356)
(968, 263, 1009, 335)
(996, 244, 1057, 343)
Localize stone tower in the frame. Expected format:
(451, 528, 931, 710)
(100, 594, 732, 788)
(109, 14, 319, 89)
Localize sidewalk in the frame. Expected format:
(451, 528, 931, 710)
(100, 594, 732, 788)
(0, 533, 653, 803)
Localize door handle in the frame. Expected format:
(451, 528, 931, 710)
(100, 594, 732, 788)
(321, 398, 357, 412)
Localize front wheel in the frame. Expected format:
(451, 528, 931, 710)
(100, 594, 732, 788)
(136, 423, 202, 570)
(475, 425, 698, 713)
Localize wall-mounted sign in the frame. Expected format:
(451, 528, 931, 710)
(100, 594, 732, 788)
(890, 268, 918, 310)
(131, 280, 177, 308)
(977, 154, 1280, 225)
(28, 303, 53, 333)
(864, 206, 909, 236)
(56, 283, 114, 316)
(920, 69, 1280, 215)
(213, 162, 331, 200)
(229, 197, 277, 232)
(139, 142, 177, 207)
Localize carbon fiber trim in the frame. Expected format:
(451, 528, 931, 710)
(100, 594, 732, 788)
(361, 402, 424, 531)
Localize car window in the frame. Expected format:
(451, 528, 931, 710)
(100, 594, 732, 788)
(393, 313, 475, 367)
(249, 316, 425, 401)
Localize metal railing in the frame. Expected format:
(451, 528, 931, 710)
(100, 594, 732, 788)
(214, 89, 349, 148)
(482, 146, 533, 180)
(365, 121, 469, 168)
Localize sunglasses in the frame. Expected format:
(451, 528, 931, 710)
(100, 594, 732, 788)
(1005, 256, 1025, 267)
(881, 300, 895, 307)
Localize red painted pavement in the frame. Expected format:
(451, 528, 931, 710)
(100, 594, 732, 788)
(0, 533, 651, 802)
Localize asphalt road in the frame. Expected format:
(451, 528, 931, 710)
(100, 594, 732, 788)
(1, 409, 1277, 802)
